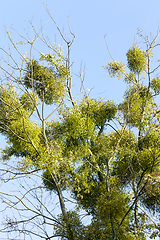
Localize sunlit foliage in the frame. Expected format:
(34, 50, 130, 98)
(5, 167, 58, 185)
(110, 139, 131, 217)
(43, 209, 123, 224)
(0, 29, 160, 240)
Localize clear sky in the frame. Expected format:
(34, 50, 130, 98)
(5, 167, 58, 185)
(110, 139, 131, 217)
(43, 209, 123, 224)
(0, 0, 160, 102)
(0, 0, 159, 239)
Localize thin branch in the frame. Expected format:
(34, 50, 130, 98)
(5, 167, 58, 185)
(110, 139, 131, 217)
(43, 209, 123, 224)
(67, 16, 76, 47)
(44, 4, 70, 44)
(138, 205, 158, 227)
(104, 35, 115, 61)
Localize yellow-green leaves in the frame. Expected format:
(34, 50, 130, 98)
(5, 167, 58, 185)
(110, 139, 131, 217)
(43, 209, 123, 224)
(0, 84, 42, 162)
(1, 29, 160, 240)
(105, 46, 147, 84)
(80, 97, 117, 128)
(24, 54, 69, 105)
(105, 61, 125, 80)
(151, 77, 160, 94)
(20, 91, 38, 114)
(124, 72, 137, 84)
(126, 46, 147, 74)
(119, 85, 152, 127)
(40, 45, 64, 66)
(142, 171, 160, 213)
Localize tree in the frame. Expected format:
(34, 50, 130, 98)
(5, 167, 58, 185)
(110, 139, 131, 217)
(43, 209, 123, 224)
(0, 8, 160, 239)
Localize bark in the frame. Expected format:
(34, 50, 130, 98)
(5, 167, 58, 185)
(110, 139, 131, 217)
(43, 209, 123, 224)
(106, 162, 116, 240)
(51, 173, 74, 240)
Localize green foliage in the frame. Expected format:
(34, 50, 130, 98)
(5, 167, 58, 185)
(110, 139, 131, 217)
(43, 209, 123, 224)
(141, 171, 160, 213)
(53, 211, 85, 239)
(119, 85, 152, 127)
(150, 77, 160, 94)
(0, 85, 41, 160)
(0, 30, 160, 240)
(19, 91, 38, 114)
(95, 185, 136, 240)
(105, 61, 125, 80)
(46, 97, 117, 161)
(80, 96, 117, 129)
(113, 129, 160, 183)
(126, 46, 147, 74)
(43, 169, 67, 192)
(111, 129, 137, 184)
(124, 72, 137, 84)
(24, 54, 68, 105)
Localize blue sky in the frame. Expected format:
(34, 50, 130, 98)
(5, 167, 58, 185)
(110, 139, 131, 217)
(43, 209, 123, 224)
(0, 0, 160, 239)
(1, 0, 160, 103)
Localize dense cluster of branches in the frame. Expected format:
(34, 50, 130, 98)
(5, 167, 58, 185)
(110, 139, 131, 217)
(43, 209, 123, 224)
(0, 7, 160, 240)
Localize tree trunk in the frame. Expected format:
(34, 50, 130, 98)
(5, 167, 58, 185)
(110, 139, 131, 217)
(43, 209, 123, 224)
(51, 173, 74, 240)
(106, 163, 116, 240)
